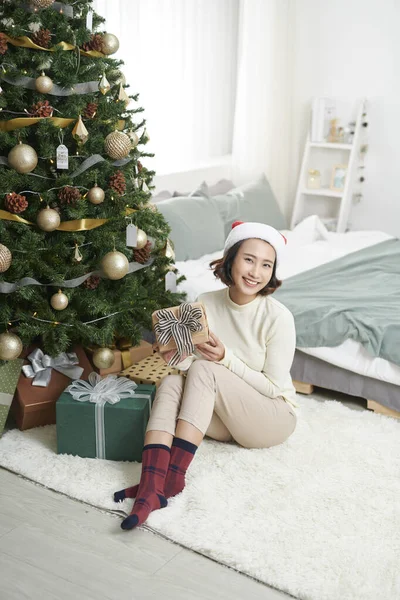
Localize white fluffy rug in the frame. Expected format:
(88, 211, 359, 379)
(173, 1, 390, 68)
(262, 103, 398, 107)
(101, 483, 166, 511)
(1, 396, 400, 600)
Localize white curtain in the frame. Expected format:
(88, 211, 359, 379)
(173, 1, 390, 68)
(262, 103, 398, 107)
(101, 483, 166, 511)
(232, 0, 292, 209)
(93, 0, 239, 174)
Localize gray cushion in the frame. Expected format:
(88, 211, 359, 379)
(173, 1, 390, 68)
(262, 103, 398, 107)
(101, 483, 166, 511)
(212, 174, 287, 238)
(157, 195, 225, 261)
(173, 179, 234, 198)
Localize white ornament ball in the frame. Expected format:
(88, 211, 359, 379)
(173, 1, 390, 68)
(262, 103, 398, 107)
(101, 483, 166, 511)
(100, 250, 129, 280)
(87, 186, 105, 205)
(128, 131, 139, 149)
(8, 143, 38, 174)
(35, 72, 53, 94)
(136, 229, 148, 249)
(0, 244, 12, 273)
(92, 347, 115, 369)
(0, 332, 23, 361)
(50, 290, 69, 311)
(101, 33, 120, 55)
(104, 131, 131, 160)
(37, 207, 61, 232)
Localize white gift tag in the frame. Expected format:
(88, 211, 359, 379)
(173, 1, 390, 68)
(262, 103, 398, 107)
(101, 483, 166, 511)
(165, 271, 177, 293)
(86, 10, 93, 30)
(56, 144, 69, 169)
(126, 224, 138, 247)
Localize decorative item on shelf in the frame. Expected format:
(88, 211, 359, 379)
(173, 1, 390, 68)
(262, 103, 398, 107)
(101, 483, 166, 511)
(100, 248, 129, 280)
(56, 373, 156, 461)
(8, 142, 38, 174)
(0, 244, 12, 273)
(98, 72, 110, 95)
(152, 302, 209, 366)
(36, 206, 61, 231)
(0, 358, 24, 438)
(58, 186, 81, 206)
(109, 170, 126, 195)
(101, 33, 120, 55)
(29, 0, 55, 8)
(327, 118, 339, 143)
(104, 130, 131, 159)
(118, 83, 130, 107)
(4, 192, 28, 213)
(330, 164, 347, 192)
(0, 332, 23, 361)
(128, 130, 139, 149)
(72, 115, 89, 144)
(35, 71, 53, 94)
(87, 185, 105, 205)
(50, 289, 69, 311)
(83, 102, 98, 119)
(82, 275, 100, 290)
(92, 347, 115, 369)
(31, 28, 51, 48)
(307, 169, 321, 190)
(133, 240, 152, 264)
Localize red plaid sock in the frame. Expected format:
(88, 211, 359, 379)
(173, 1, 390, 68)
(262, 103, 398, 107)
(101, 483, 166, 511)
(164, 437, 198, 499)
(120, 444, 170, 531)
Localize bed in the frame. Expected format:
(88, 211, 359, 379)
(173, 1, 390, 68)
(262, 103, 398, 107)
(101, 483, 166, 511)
(155, 177, 400, 417)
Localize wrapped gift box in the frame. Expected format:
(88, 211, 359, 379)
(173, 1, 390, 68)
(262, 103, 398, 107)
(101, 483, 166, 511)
(152, 302, 209, 353)
(120, 352, 183, 386)
(56, 379, 156, 462)
(0, 358, 24, 437)
(11, 345, 92, 431)
(88, 339, 154, 376)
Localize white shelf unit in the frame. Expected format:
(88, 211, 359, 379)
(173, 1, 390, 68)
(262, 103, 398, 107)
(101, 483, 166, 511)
(291, 99, 366, 232)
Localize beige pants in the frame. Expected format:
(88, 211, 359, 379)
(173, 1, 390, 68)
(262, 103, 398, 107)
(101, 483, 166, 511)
(146, 360, 297, 449)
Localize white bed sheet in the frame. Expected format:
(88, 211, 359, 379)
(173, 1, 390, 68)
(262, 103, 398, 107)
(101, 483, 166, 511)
(175, 216, 400, 387)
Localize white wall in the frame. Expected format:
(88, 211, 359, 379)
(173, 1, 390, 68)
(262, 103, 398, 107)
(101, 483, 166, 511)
(290, 0, 400, 235)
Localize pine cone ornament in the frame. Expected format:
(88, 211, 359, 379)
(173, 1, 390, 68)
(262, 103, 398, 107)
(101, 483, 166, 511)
(58, 186, 81, 206)
(137, 161, 143, 173)
(109, 171, 126, 195)
(29, 100, 53, 117)
(31, 28, 51, 48)
(0, 33, 8, 55)
(82, 34, 104, 53)
(4, 192, 28, 214)
(82, 275, 101, 290)
(133, 240, 152, 264)
(83, 102, 98, 119)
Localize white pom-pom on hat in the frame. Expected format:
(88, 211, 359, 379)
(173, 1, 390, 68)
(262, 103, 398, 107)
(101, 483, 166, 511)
(223, 221, 287, 265)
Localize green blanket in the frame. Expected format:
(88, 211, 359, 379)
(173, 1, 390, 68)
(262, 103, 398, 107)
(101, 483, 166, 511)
(274, 239, 400, 366)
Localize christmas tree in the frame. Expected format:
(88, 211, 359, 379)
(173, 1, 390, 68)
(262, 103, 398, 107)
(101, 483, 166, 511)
(0, 0, 184, 367)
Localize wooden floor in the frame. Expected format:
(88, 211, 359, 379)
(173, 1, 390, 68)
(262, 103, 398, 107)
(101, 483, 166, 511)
(0, 388, 369, 600)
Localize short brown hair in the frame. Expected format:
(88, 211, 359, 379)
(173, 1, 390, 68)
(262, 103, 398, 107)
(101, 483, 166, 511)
(209, 240, 282, 296)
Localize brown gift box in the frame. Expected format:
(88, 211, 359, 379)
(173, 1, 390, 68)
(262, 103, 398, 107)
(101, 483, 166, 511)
(152, 302, 209, 353)
(120, 352, 183, 386)
(88, 339, 154, 376)
(11, 345, 92, 431)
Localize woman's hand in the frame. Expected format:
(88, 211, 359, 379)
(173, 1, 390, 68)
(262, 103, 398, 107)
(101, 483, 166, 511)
(153, 343, 189, 365)
(196, 331, 225, 362)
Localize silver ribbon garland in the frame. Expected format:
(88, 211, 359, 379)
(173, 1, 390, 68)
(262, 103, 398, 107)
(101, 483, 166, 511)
(70, 154, 133, 179)
(22, 347, 83, 387)
(1, 75, 100, 96)
(66, 372, 152, 459)
(0, 257, 154, 294)
(154, 302, 204, 366)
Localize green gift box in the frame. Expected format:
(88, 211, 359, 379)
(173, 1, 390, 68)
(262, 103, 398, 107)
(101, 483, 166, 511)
(0, 358, 24, 437)
(56, 373, 156, 462)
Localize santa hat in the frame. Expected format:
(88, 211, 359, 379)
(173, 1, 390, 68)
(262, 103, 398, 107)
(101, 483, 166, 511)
(223, 221, 287, 265)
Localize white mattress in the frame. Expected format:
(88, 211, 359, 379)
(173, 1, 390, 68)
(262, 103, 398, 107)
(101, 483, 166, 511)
(175, 215, 400, 387)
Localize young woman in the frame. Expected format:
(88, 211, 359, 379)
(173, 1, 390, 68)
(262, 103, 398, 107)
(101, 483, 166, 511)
(115, 221, 298, 530)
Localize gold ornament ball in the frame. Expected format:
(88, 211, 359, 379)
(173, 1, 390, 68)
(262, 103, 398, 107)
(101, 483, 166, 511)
(35, 73, 53, 94)
(101, 33, 120, 55)
(50, 290, 69, 311)
(0, 332, 23, 361)
(92, 347, 115, 369)
(100, 250, 129, 280)
(8, 143, 38, 174)
(104, 131, 131, 160)
(136, 229, 148, 249)
(0, 244, 12, 273)
(37, 207, 61, 232)
(128, 131, 139, 149)
(87, 186, 105, 205)
(30, 0, 55, 8)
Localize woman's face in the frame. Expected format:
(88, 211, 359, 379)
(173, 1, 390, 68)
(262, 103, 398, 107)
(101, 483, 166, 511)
(230, 238, 276, 299)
